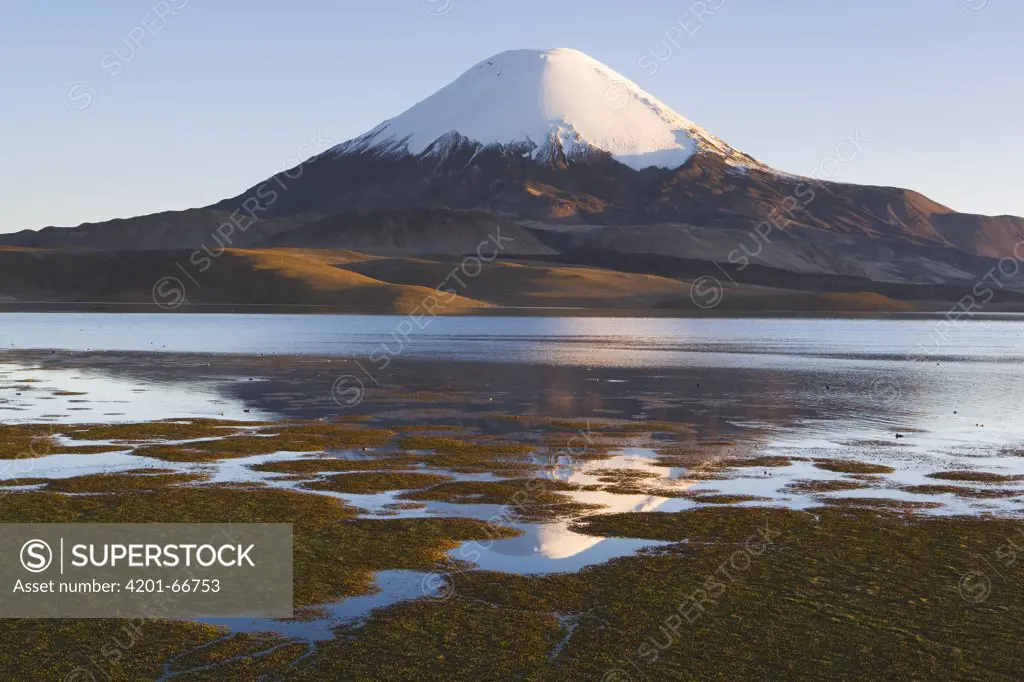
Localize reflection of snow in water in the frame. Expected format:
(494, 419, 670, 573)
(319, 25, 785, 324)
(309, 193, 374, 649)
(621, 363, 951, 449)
(538, 450, 687, 487)
(4, 343, 1024, 583)
(449, 522, 672, 575)
(437, 451, 688, 572)
(6, 316, 1024, 642)
(7, 435, 1024, 581)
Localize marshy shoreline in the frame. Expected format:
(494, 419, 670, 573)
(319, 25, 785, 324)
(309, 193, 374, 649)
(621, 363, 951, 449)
(0, 347, 1022, 679)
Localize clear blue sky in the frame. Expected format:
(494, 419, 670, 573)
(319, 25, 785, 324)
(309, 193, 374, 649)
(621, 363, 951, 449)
(1, 0, 1020, 233)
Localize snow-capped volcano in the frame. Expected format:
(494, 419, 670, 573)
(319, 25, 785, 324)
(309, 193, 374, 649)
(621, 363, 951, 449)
(11, 45, 1024, 285)
(332, 48, 761, 171)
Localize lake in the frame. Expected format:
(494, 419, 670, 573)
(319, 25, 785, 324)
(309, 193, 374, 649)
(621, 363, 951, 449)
(3, 312, 1023, 484)
(4, 311, 1024, 362)
(2, 313, 1023, 454)
(3, 312, 1023, 643)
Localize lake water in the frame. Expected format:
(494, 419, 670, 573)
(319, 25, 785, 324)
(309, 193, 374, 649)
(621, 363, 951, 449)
(3, 314, 1023, 452)
(2, 312, 1023, 633)
(4, 313, 1024, 367)
(3, 311, 1023, 464)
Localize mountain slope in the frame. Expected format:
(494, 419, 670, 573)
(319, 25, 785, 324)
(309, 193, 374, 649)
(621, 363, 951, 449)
(2, 47, 1021, 292)
(264, 209, 556, 256)
(0, 247, 489, 312)
(0, 209, 300, 250)
(0, 246, 932, 313)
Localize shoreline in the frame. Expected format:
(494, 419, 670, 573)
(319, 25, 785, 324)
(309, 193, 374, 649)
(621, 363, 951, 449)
(3, 303, 1024, 319)
(2, 348, 1023, 678)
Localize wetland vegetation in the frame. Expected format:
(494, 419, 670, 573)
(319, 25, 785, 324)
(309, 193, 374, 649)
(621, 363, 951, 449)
(1, 371, 1022, 679)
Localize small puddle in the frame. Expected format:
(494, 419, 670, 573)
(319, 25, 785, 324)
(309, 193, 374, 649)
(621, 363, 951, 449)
(448, 521, 672, 575)
(202, 569, 442, 641)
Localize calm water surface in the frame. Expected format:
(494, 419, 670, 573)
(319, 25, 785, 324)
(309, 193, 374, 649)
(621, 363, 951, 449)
(2, 313, 1023, 632)
(3, 314, 1022, 453)
(4, 313, 1024, 367)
